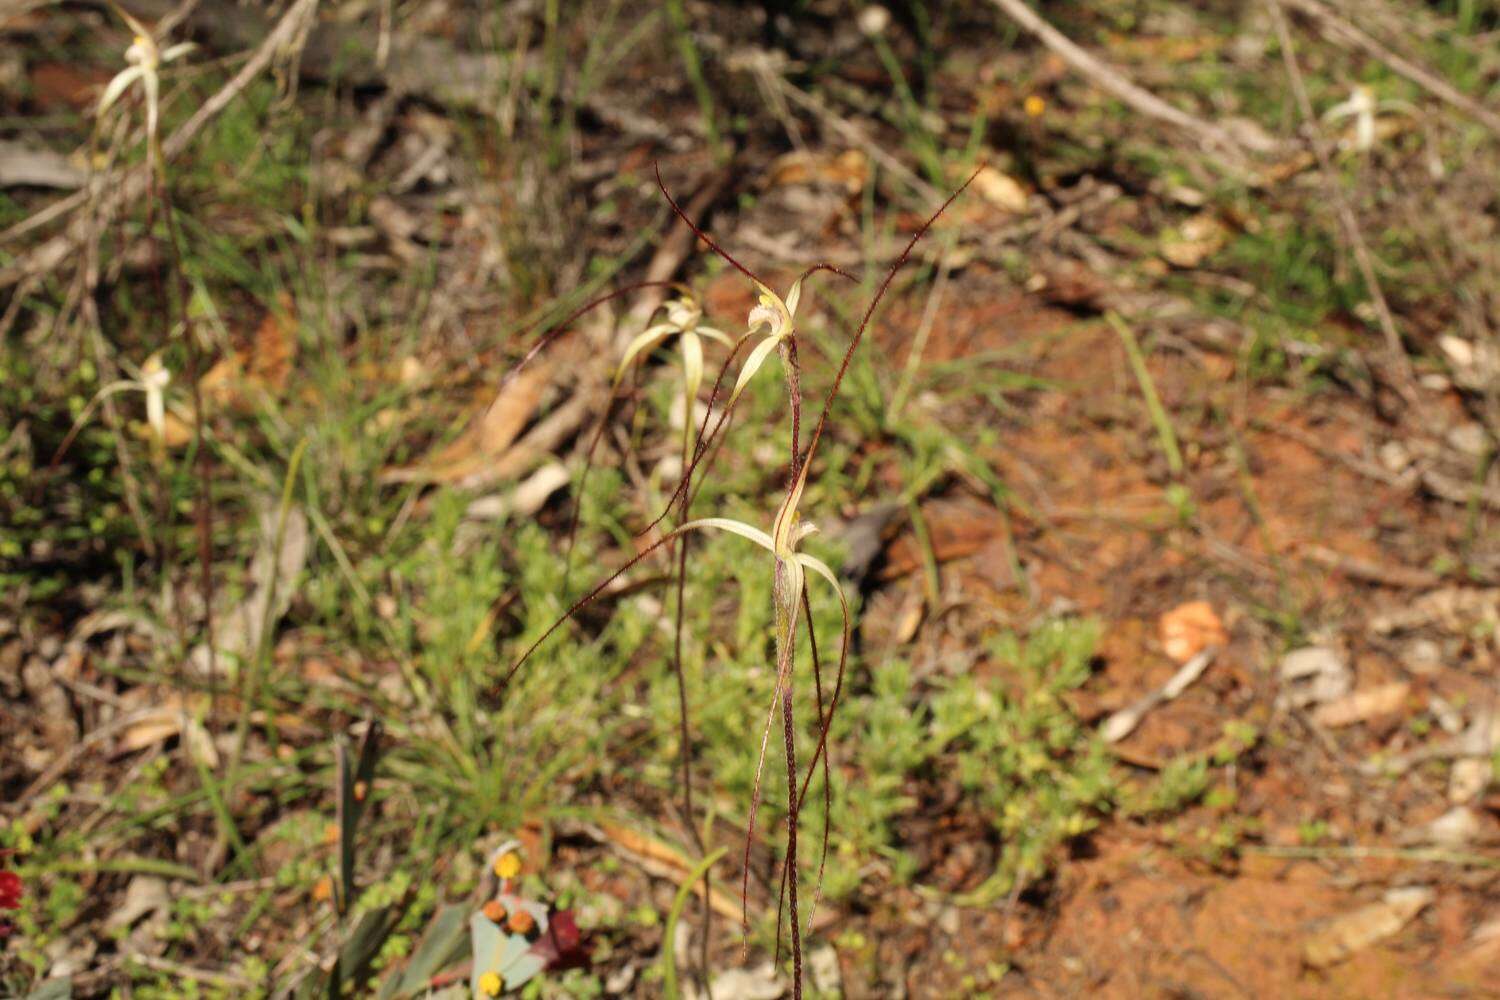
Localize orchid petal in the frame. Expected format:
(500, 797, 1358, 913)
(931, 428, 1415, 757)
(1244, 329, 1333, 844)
(728, 335, 780, 407)
(678, 515, 774, 554)
(143, 69, 159, 139)
(772, 466, 810, 555)
(680, 331, 705, 405)
(679, 332, 706, 465)
(781, 556, 806, 639)
(747, 302, 777, 334)
(614, 324, 676, 384)
(160, 41, 196, 63)
(98, 66, 144, 115)
(785, 277, 803, 318)
(114, 4, 153, 40)
(696, 326, 733, 347)
(674, 516, 775, 553)
(794, 553, 844, 601)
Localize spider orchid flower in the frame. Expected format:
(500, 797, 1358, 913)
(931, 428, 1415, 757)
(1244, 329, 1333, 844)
(727, 277, 805, 409)
(1322, 85, 1416, 153)
(614, 292, 731, 465)
(52, 353, 172, 466)
(98, 4, 195, 150)
(139, 354, 170, 446)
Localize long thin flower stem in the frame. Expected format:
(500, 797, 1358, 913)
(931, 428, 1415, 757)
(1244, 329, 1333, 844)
(780, 680, 802, 999)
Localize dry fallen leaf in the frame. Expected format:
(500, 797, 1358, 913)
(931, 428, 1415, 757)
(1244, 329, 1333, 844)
(1449, 758, 1491, 803)
(117, 709, 185, 755)
(386, 362, 552, 485)
(202, 295, 298, 413)
(1439, 334, 1500, 392)
(1278, 646, 1352, 710)
(1401, 806, 1481, 848)
(115, 702, 220, 767)
(893, 586, 925, 645)
(685, 962, 786, 1000)
(1101, 647, 1215, 743)
(147, 298, 299, 450)
(104, 876, 169, 933)
(1159, 212, 1230, 269)
(767, 149, 868, 194)
(1158, 600, 1227, 664)
(1369, 587, 1500, 636)
(464, 462, 571, 521)
(590, 820, 740, 921)
(155, 411, 196, 448)
(1304, 887, 1433, 968)
(1312, 681, 1410, 728)
(187, 501, 309, 680)
(971, 165, 1028, 214)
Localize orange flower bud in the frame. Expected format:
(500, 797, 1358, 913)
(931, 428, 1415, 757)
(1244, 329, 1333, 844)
(507, 908, 535, 935)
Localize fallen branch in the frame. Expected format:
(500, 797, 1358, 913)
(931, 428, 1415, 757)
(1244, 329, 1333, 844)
(1100, 647, 1217, 743)
(0, 141, 86, 190)
(1303, 544, 1442, 590)
(986, 0, 1279, 162)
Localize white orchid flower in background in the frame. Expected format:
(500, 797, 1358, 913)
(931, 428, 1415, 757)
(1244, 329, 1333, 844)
(98, 2, 196, 153)
(1322, 84, 1416, 154)
(139, 353, 170, 447)
(614, 292, 731, 466)
(52, 353, 173, 464)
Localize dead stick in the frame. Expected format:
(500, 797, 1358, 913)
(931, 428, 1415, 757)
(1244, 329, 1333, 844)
(986, 0, 1276, 160)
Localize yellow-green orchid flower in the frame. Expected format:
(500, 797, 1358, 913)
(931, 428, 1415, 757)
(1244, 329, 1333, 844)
(727, 277, 805, 409)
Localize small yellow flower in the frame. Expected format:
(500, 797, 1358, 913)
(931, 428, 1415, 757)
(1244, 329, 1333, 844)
(1024, 95, 1046, 118)
(477, 970, 503, 996)
(493, 851, 521, 880)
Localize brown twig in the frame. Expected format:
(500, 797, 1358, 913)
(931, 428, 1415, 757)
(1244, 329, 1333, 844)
(1303, 544, 1442, 589)
(986, 0, 1278, 163)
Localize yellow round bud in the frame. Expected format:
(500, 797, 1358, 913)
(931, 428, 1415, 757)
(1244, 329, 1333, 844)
(493, 851, 521, 880)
